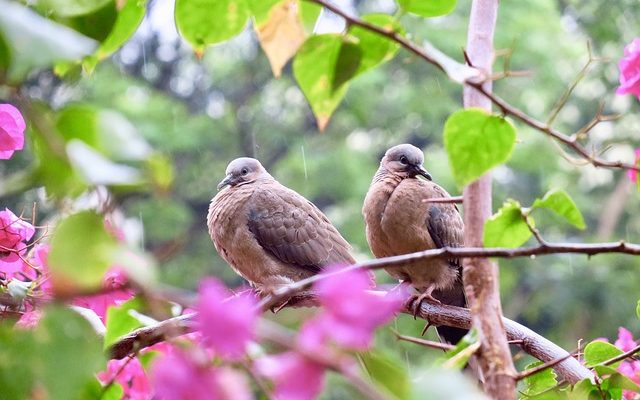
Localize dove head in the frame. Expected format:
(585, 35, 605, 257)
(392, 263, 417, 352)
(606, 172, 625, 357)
(381, 144, 432, 180)
(217, 157, 273, 190)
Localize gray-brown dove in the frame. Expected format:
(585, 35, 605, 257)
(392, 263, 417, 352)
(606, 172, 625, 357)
(207, 157, 356, 302)
(363, 144, 467, 343)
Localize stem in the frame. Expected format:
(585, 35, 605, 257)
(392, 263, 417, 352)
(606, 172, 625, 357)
(463, 0, 518, 398)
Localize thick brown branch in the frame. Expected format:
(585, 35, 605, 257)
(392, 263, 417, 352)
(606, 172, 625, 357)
(108, 314, 193, 359)
(107, 300, 594, 385)
(408, 302, 593, 384)
(304, 0, 639, 173)
(463, 0, 517, 397)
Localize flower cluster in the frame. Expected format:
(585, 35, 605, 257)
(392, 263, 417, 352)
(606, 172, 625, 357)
(255, 266, 404, 399)
(614, 328, 640, 400)
(0, 208, 35, 275)
(617, 38, 640, 101)
(0, 103, 25, 160)
(0, 208, 403, 400)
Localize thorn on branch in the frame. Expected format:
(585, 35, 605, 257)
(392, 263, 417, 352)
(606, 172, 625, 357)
(392, 329, 454, 351)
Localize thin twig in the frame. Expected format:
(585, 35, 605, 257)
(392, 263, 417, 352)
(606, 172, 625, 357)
(546, 42, 598, 127)
(422, 196, 463, 204)
(515, 349, 579, 381)
(597, 343, 640, 368)
(392, 330, 454, 351)
(304, 0, 640, 173)
(259, 240, 640, 310)
(108, 300, 594, 384)
(258, 320, 389, 400)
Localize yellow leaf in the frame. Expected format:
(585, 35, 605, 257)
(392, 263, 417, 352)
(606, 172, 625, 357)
(256, 0, 306, 78)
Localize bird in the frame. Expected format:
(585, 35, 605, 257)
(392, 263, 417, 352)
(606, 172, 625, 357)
(362, 144, 467, 344)
(207, 157, 357, 307)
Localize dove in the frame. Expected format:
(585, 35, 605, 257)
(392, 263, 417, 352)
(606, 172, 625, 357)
(363, 144, 467, 343)
(207, 157, 357, 306)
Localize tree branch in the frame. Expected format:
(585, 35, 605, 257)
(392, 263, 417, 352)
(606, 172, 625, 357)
(258, 240, 640, 311)
(304, 0, 640, 173)
(107, 300, 594, 385)
(408, 301, 593, 384)
(462, 1, 518, 397)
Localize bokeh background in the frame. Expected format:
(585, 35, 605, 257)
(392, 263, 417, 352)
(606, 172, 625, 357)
(2, 0, 639, 377)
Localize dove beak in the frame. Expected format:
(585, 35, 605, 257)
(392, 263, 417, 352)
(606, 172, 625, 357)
(413, 165, 432, 181)
(217, 174, 234, 190)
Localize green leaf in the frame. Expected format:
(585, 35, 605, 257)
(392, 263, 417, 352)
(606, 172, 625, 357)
(523, 361, 558, 396)
(397, 0, 457, 17)
(94, 0, 147, 61)
(331, 41, 362, 92)
(443, 108, 517, 187)
(145, 152, 175, 192)
(439, 328, 480, 370)
(483, 199, 532, 248)
(299, 0, 321, 33)
(49, 211, 118, 291)
(347, 14, 403, 77)
(32, 128, 88, 199)
(293, 34, 350, 131)
(0, 307, 106, 400)
(584, 341, 623, 368)
(57, 104, 101, 147)
(247, 0, 280, 24)
(636, 299, 640, 320)
(175, 0, 249, 51)
(532, 189, 586, 229)
(0, 0, 97, 83)
(104, 297, 146, 349)
(36, 0, 112, 17)
(359, 350, 410, 400)
(80, 378, 124, 400)
(606, 371, 640, 393)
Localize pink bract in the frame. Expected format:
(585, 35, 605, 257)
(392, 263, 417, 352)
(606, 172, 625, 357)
(73, 267, 133, 322)
(255, 351, 325, 400)
(0, 104, 26, 160)
(151, 349, 251, 400)
(627, 148, 640, 184)
(617, 38, 640, 100)
(613, 327, 640, 399)
(195, 278, 258, 360)
(98, 357, 152, 400)
(0, 208, 35, 277)
(311, 266, 404, 350)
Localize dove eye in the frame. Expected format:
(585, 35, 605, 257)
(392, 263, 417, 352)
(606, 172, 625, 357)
(399, 155, 408, 165)
(241, 168, 249, 175)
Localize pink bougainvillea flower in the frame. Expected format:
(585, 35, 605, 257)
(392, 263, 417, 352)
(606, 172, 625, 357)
(615, 327, 637, 352)
(255, 351, 325, 400)
(0, 104, 26, 160)
(617, 38, 640, 100)
(612, 327, 640, 399)
(15, 309, 43, 329)
(73, 267, 134, 321)
(0, 208, 34, 251)
(308, 266, 404, 350)
(151, 349, 251, 400)
(0, 208, 35, 276)
(195, 278, 258, 360)
(98, 357, 152, 400)
(627, 148, 640, 184)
